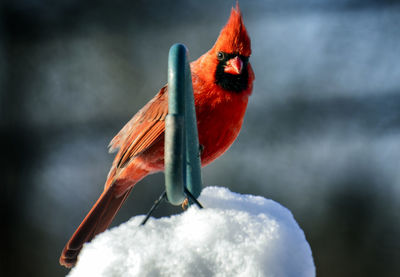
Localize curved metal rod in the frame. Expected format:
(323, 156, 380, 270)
(165, 43, 202, 205)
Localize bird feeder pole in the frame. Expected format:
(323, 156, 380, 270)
(141, 44, 203, 225)
(165, 43, 203, 205)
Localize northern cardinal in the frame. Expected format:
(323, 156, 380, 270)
(60, 4, 254, 268)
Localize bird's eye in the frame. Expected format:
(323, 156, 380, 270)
(217, 52, 225, 61)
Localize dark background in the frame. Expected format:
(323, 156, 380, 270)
(2, 0, 400, 276)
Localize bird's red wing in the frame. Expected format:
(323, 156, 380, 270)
(111, 85, 168, 169)
(116, 120, 165, 168)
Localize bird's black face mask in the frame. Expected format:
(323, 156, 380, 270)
(215, 51, 249, 93)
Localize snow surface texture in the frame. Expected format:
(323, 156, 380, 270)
(68, 187, 315, 277)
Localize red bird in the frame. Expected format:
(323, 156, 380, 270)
(60, 5, 254, 268)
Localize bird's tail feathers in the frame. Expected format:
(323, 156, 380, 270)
(59, 184, 132, 268)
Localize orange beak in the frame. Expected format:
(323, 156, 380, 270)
(224, 56, 243, 75)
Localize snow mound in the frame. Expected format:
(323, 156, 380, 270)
(68, 186, 315, 277)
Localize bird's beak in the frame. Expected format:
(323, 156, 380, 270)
(224, 56, 243, 75)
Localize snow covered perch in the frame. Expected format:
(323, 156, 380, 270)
(68, 187, 315, 277)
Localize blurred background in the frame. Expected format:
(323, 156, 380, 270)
(2, 0, 400, 276)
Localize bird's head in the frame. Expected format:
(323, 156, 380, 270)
(212, 3, 251, 59)
(194, 3, 254, 94)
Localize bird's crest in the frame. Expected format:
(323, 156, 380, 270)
(212, 3, 251, 56)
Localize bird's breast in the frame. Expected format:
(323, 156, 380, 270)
(195, 92, 249, 166)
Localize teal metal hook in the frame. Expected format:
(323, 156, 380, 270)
(140, 43, 203, 226)
(165, 43, 202, 205)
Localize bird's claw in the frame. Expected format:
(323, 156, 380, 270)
(181, 198, 189, 210)
(199, 144, 205, 157)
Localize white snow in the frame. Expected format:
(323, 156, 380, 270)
(68, 186, 315, 277)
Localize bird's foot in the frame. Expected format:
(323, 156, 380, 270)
(199, 144, 204, 157)
(181, 198, 189, 210)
